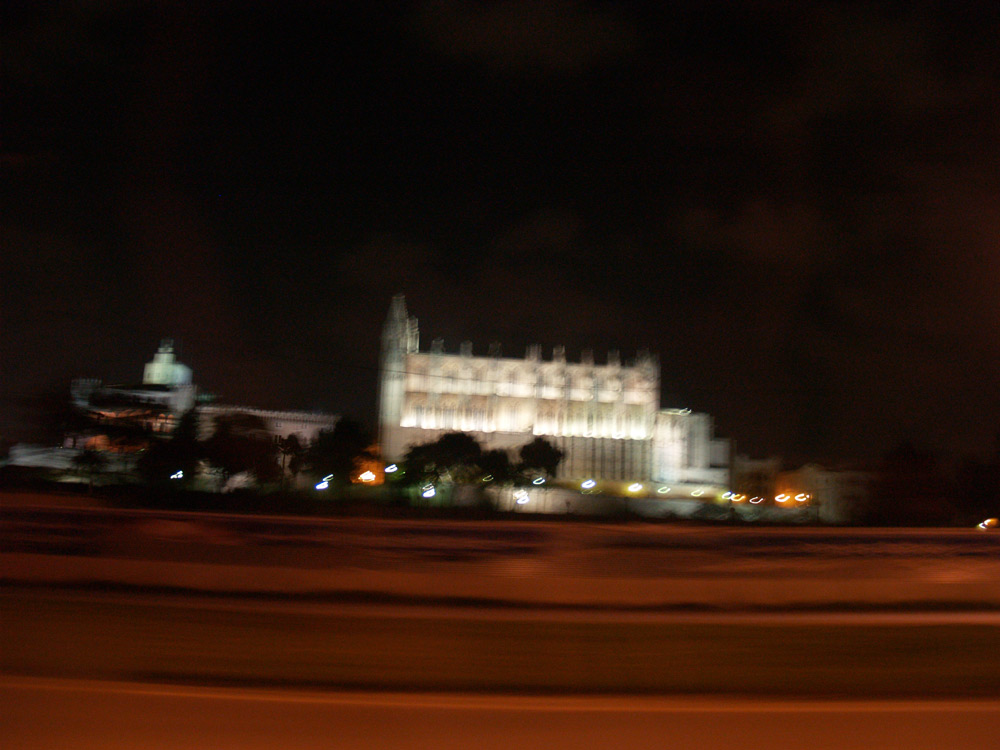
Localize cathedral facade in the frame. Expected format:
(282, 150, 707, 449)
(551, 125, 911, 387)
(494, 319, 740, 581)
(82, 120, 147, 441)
(378, 296, 730, 488)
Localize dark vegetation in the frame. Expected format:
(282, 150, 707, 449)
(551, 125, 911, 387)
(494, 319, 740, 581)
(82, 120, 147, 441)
(3, 397, 997, 525)
(1, 404, 572, 519)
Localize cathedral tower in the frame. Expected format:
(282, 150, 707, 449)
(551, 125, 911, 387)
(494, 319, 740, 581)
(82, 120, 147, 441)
(377, 295, 418, 452)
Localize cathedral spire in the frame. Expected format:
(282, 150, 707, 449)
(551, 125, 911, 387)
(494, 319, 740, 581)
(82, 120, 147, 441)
(381, 294, 418, 354)
(387, 294, 408, 328)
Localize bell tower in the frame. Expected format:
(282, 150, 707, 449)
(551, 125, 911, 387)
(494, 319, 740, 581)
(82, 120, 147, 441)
(377, 295, 418, 452)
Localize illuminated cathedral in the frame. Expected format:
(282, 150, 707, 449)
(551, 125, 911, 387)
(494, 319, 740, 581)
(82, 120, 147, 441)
(377, 296, 730, 488)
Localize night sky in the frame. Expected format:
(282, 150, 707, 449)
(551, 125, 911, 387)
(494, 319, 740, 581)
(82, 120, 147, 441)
(3, 1, 999, 465)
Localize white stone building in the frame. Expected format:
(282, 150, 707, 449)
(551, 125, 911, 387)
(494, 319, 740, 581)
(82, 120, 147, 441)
(70, 340, 198, 436)
(71, 340, 337, 445)
(143, 338, 193, 387)
(377, 295, 730, 486)
(197, 404, 338, 445)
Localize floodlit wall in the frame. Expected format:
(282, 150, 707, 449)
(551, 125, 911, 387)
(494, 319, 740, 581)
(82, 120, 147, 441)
(142, 339, 192, 386)
(198, 405, 338, 443)
(378, 295, 725, 484)
(651, 410, 729, 486)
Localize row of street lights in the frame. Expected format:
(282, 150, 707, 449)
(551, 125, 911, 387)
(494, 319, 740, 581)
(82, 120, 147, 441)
(314, 464, 814, 510)
(724, 490, 812, 505)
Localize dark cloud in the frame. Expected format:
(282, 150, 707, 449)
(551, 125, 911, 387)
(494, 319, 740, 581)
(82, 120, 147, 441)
(3, 1, 999, 461)
(763, 5, 949, 133)
(414, 0, 637, 74)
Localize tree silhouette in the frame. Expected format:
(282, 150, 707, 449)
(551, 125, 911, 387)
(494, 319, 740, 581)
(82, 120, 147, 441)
(956, 454, 1000, 523)
(871, 441, 953, 524)
(404, 432, 484, 483)
(136, 409, 203, 486)
(479, 448, 517, 484)
(203, 413, 281, 486)
(71, 449, 107, 493)
(518, 437, 564, 479)
(306, 418, 373, 485)
(22, 383, 91, 445)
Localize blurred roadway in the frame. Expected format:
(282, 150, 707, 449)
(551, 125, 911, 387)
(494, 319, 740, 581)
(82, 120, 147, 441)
(4, 677, 999, 750)
(4, 503, 999, 609)
(5, 586, 999, 697)
(4, 499, 1000, 746)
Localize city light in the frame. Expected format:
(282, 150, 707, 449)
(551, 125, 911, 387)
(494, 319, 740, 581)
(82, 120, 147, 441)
(749, 496, 763, 504)
(422, 484, 436, 498)
(628, 483, 643, 493)
(581, 479, 596, 489)
(657, 486, 670, 494)
(691, 488, 704, 497)
(359, 470, 376, 482)
(732, 493, 746, 502)
(384, 464, 398, 473)
(532, 477, 545, 485)
(514, 489, 530, 504)
(795, 493, 809, 502)
(723, 491, 733, 499)
(315, 481, 329, 490)
(482, 474, 493, 482)
(776, 493, 789, 503)
(169, 470, 183, 480)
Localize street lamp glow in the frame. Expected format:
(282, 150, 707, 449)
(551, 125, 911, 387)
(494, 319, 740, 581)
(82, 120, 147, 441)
(749, 496, 763, 504)
(581, 479, 596, 489)
(628, 483, 643, 493)
(722, 491, 733, 499)
(170, 470, 183, 480)
(691, 488, 704, 497)
(776, 493, 789, 503)
(532, 477, 546, 485)
(359, 470, 376, 482)
(657, 486, 670, 494)
(315, 481, 329, 490)
(384, 464, 398, 473)
(795, 493, 809, 502)
(422, 484, 436, 499)
(514, 489, 530, 504)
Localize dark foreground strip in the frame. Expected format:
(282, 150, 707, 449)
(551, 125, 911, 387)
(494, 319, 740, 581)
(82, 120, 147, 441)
(5, 578, 1000, 613)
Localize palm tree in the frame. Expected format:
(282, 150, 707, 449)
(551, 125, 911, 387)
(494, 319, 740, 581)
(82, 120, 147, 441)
(72, 449, 108, 493)
(277, 434, 305, 488)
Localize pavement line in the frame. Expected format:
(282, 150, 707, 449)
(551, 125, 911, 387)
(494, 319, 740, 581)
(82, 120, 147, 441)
(7, 588, 1000, 625)
(4, 677, 1000, 714)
